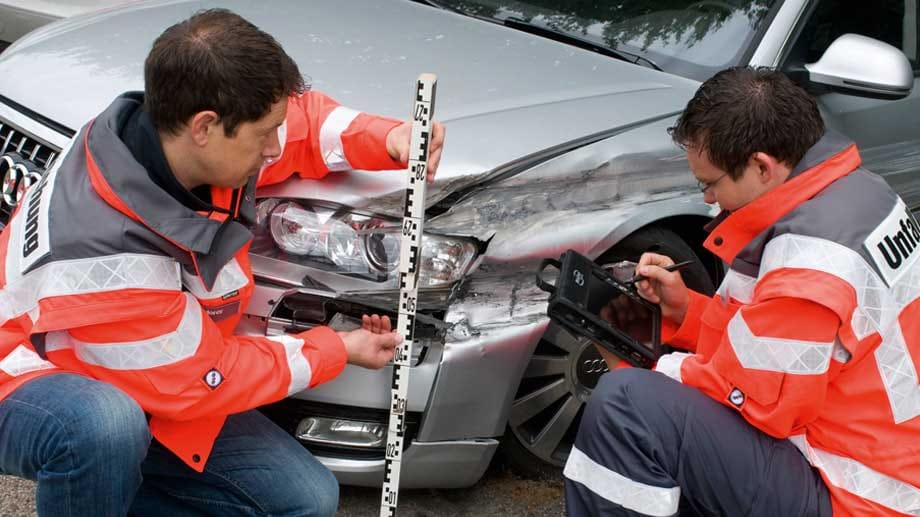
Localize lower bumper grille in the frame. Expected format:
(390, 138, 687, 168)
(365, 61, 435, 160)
(259, 399, 421, 460)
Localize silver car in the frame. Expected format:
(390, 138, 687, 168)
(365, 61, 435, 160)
(0, 0, 916, 488)
(0, 1, 131, 45)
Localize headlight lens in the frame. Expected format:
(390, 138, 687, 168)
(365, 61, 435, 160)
(253, 199, 478, 288)
(270, 202, 322, 256)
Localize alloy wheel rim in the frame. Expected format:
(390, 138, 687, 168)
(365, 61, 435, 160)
(509, 320, 610, 466)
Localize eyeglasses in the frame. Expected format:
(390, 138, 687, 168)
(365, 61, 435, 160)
(697, 173, 729, 193)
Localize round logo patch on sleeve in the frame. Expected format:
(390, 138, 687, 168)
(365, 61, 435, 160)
(728, 387, 745, 408)
(203, 368, 224, 390)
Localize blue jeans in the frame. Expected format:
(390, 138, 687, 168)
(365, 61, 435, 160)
(0, 373, 338, 516)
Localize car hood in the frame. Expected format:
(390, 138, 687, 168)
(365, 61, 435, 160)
(0, 0, 698, 204)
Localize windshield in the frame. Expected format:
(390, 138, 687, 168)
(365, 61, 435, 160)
(435, 0, 781, 80)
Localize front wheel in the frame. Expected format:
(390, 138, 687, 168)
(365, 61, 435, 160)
(501, 226, 715, 477)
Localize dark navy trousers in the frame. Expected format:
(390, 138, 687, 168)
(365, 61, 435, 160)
(564, 368, 833, 517)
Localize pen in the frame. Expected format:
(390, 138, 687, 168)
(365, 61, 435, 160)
(626, 260, 695, 284)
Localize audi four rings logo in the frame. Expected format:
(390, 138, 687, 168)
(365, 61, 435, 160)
(582, 358, 609, 374)
(0, 153, 44, 209)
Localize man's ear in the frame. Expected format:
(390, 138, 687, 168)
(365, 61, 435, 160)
(749, 152, 784, 185)
(188, 111, 220, 147)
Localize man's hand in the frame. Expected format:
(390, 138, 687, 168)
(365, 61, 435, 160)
(634, 252, 690, 325)
(338, 314, 402, 369)
(385, 120, 445, 182)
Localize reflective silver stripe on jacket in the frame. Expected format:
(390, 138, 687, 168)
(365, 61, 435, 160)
(182, 258, 248, 299)
(319, 106, 360, 171)
(716, 269, 757, 304)
(761, 233, 920, 422)
(790, 435, 920, 515)
(0, 345, 55, 376)
(0, 253, 182, 324)
(564, 446, 680, 516)
(727, 312, 835, 374)
(266, 334, 313, 396)
(45, 292, 201, 370)
(760, 233, 904, 340)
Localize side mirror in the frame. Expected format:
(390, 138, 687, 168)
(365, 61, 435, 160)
(804, 33, 913, 99)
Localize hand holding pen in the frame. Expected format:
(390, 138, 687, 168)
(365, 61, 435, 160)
(625, 260, 695, 284)
(633, 253, 693, 324)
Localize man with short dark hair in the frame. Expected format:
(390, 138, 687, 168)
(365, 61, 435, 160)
(0, 8, 443, 516)
(564, 67, 920, 516)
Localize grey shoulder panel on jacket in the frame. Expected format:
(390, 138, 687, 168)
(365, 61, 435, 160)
(772, 168, 917, 285)
(16, 127, 184, 276)
(775, 168, 898, 249)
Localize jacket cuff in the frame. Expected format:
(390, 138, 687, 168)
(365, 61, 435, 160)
(298, 326, 348, 387)
(661, 290, 709, 352)
(654, 352, 691, 382)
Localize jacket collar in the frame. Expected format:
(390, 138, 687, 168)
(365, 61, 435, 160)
(703, 130, 862, 264)
(82, 93, 256, 288)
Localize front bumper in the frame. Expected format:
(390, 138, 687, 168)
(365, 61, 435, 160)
(242, 266, 550, 488)
(320, 439, 499, 488)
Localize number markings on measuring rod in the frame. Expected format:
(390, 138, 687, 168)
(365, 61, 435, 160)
(380, 73, 437, 517)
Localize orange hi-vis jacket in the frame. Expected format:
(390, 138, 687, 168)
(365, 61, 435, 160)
(653, 131, 920, 516)
(0, 91, 403, 471)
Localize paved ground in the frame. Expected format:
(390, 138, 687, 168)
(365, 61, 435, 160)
(0, 460, 564, 516)
(0, 476, 33, 517)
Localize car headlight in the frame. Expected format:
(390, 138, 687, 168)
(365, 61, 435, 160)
(252, 199, 478, 288)
(269, 201, 322, 256)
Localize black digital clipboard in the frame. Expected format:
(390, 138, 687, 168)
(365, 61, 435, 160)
(536, 249, 661, 368)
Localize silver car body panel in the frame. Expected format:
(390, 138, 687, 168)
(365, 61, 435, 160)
(0, 1, 136, 43)
(0, 102, 69, 149)
(0, 0, 129, 43)
(821, 88, 920, 212)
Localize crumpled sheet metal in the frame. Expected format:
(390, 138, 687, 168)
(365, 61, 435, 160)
(444, 263, 550, 342)
(423, 146, 708, 345)
(428, 150, 699, 260)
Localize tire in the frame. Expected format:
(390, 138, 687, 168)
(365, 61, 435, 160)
(501, 225, 715, 478)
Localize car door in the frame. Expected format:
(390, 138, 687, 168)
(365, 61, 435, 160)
(782, 0, 920, 210)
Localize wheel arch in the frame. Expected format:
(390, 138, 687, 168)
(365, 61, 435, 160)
(585, 198, 716, 273)
(655, 214, 724, 289)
